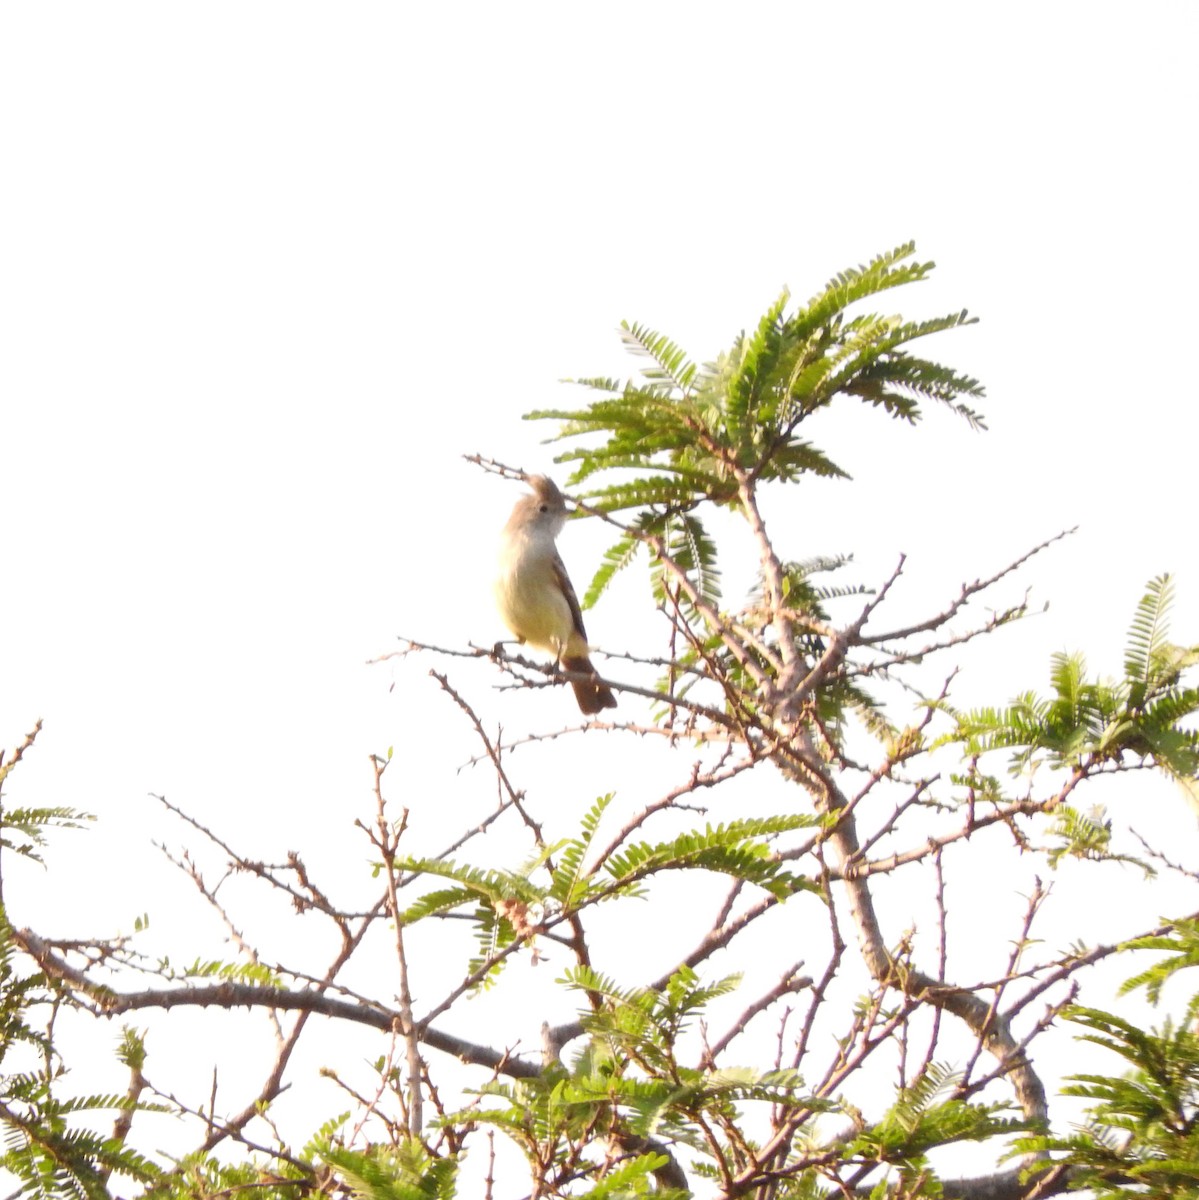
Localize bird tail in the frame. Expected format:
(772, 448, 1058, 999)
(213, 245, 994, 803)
(561, 656, 618, 715)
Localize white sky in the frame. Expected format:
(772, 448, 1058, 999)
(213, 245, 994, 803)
(2, 1, 1199, 1182)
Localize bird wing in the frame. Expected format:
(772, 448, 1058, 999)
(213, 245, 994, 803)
(552, 550, 589, 648)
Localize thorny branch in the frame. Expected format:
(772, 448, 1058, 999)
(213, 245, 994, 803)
(365, 753, 424, 1136)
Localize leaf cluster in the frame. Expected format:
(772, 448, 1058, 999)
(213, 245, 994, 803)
(539, 243, 982, 508)
(1015, 924, 1199, 1195)
(395, 806, 818, 989)
(954, 576, 1199, 795)
(318, 1138, 459, 1200)
(849, 1062, 1027, 1177)
(530, 244, 984, 615)
(0, 937, 160, 1200)
(0, 742, 159, 1200)
(441, 963, 824, 1194)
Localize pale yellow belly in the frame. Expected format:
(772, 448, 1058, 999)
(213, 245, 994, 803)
(495, 565, 576, 657)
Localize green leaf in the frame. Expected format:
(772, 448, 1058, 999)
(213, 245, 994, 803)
(549, 794, 616, 911)
(320, 1140, 459, 1200)
(603, 817, 817, 900)
(1125, 573, 1175, 689)
(618, 320, 698, 394)
(583, 532, 643, 609)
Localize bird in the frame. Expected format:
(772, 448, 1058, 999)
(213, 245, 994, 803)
(494, 475, 618, 715)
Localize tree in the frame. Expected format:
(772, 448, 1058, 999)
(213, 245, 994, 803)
(4, 243, 1199, 1199)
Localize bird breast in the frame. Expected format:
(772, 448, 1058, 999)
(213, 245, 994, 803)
(495, 540, 575, 656)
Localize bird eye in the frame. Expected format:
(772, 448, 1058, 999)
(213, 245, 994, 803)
(539, 504, 548, 513)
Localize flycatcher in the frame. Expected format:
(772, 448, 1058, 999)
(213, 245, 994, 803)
(495, 475, 618, 715)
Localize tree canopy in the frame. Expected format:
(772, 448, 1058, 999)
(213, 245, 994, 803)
(4, 244, 1199, 1199)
